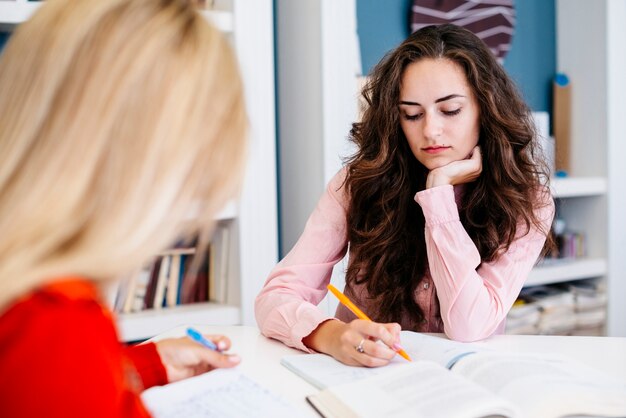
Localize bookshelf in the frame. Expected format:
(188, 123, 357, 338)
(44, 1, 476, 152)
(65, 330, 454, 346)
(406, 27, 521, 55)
(523, 176, 609, 289)
(1, 0, 279, 341)
(124, 0, 278, 341)
(510, 0, 625, 336)
(552, 0, 626, 336)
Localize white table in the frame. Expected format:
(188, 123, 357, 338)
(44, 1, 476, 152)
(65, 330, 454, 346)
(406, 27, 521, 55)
(151, 325, 626, 415)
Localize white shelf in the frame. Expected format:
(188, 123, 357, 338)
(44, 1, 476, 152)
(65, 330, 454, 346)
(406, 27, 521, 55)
(215, 200, 237, 221)
(526, 258, 607, 287)
(200, 10, 234, 33)
(184, 199, 237, 222)
(117, 302, 240, 342)
(0, 1, 39, 30)
(550, 177, 607, 198)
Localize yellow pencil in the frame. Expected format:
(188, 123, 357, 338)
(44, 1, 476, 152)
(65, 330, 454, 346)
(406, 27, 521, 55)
(327, 284, 412, 362)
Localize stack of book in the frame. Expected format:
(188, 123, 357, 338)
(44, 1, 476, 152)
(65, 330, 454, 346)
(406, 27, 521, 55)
(566, 278, 607, 336)
(506, 279, 607, 336)
(505, 298, 541, 335)
(507, 285, 576, 335)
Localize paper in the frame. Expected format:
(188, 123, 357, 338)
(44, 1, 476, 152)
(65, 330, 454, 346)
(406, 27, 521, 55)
(142, 369, 299, 418)
(282, 352, 408, 390)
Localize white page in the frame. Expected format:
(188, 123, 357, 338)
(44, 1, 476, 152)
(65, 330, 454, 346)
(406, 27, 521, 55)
(452, 351, 626, 418)
(142, 369, 300, 418)
(312, 361, 519, 418)
(399, 331, 483, 368)
(282, 352, 410, 389)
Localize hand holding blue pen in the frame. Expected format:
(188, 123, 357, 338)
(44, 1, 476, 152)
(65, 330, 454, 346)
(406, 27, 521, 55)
(155, 328, 239, 383)
(186, 327, 220, 352)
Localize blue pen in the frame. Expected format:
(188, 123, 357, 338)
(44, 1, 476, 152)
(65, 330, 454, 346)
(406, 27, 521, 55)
(186, 327, 220, 352)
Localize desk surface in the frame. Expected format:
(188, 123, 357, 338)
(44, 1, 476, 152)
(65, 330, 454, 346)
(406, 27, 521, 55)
(152, 325, 626, 415)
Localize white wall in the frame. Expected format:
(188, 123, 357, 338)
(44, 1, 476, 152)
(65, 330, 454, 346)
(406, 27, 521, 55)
(276, 0, 359, 254)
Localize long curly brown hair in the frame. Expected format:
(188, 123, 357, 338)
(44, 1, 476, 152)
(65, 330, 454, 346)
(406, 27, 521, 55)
(344, 24, 554, 325)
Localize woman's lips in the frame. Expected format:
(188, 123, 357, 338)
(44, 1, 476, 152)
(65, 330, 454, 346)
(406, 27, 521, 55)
(423, 146, 451, 154)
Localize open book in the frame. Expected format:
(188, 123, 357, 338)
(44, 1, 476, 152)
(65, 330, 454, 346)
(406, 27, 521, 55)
(282, 332, 626, 418)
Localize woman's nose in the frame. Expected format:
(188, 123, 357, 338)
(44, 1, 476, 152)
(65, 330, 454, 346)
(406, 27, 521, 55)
(423, 112, 443, 140)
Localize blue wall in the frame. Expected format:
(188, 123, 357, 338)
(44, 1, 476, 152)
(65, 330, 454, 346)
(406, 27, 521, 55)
(356, 0, 555, 112)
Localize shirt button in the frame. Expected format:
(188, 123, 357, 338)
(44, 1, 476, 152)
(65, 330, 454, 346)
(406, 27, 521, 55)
(423, 282, 429, 290)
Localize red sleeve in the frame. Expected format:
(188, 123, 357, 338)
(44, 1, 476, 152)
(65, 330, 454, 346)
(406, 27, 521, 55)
(0, 288, 159, 418)
(125, 342, 168, 389)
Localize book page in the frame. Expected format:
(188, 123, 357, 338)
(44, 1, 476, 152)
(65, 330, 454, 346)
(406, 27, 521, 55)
(142, 369, 300, 418)
(452, 351, 626, 418)
(308, 361, 519, 418)
(399, 331, 482, 368)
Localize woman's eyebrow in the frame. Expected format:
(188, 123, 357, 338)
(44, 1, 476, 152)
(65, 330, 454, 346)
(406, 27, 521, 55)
(435, 94, 465, 103)
(399, 94, 465, 106)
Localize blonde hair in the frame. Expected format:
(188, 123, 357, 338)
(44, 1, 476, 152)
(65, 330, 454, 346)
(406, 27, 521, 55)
(0, 0, 247, 310)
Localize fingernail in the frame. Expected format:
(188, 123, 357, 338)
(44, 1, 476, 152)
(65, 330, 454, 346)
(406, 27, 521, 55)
(392, 343, 404, 351)
(227, 355, 241, 363)
(217, 341, 227, 350)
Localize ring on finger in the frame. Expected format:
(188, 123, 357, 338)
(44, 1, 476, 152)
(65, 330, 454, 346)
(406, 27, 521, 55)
(355, 338, 365, 354)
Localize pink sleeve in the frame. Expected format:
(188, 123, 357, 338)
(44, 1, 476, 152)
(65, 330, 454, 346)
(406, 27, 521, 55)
(415, 185, 555, 342)
(255, 169, 349, 352)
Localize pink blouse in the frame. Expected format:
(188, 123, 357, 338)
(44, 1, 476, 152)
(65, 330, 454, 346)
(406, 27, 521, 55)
(255, 168, 554, 351)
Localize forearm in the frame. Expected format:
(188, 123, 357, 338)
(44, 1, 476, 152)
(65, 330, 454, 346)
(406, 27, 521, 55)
(301, 318, 346, 353)
(255, 282, 334, 352)
(416, 185, 553, 342)
(125, 342, 168, 389)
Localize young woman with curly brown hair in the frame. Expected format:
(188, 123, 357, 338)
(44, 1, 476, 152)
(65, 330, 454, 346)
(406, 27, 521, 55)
(256, 24, 554, 367)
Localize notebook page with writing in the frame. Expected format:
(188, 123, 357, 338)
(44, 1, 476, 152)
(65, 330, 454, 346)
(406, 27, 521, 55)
(142, 368, 299, 418)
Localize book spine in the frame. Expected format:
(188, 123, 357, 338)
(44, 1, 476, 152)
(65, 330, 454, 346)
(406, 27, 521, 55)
(553, 73, 571, 175)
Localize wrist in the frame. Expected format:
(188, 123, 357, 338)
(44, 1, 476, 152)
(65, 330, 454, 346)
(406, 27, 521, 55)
(426, 172, 450, 189)
(302, 319, 345, 354)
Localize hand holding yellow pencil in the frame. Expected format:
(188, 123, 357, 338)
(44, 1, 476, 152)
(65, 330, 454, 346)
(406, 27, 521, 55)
(327, 284, 412, 362)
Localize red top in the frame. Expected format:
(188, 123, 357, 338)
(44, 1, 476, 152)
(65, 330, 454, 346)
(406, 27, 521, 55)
(0, 278, 168, 418)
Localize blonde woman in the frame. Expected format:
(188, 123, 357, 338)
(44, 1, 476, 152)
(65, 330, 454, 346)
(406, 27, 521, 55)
(0, 0, 247, 416)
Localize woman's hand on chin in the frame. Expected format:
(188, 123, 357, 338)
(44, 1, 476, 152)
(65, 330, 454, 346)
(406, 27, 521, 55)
(426, 145, 482, 189)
